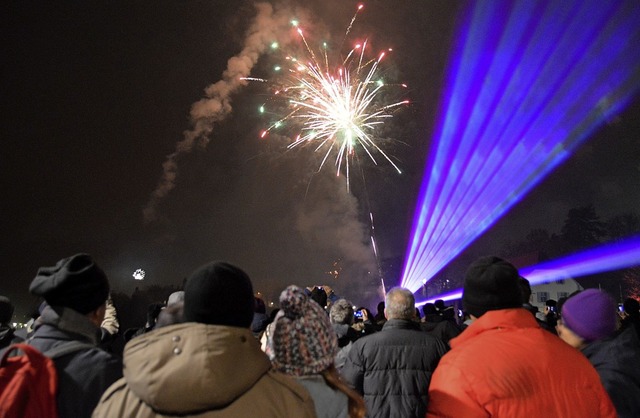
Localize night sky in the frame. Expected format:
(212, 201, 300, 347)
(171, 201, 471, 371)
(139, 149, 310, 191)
(2, 1, 639, 318)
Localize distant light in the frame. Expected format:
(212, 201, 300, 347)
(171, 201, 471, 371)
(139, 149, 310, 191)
(133, 269, 145, 280)
(270, 42, 278, 49)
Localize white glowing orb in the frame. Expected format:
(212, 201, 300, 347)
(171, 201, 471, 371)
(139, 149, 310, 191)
(132, 269, 146, 280)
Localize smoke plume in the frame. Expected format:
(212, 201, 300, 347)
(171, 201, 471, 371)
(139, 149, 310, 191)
(143, 2, 292, 223)
(295, 174, 377, 275)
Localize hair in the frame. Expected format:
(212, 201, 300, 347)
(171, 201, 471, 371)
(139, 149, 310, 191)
(385, 287, 415, 320)
(321, 365, 366, 418)
(330, 299, 353, 325)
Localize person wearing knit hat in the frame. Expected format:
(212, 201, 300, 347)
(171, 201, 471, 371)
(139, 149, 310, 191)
(271, 285, 365, 418)
(93, 261, 317, 418)
(462, 256, 522, 318)
(30, 253, 110, 315)
(427, 256, 617, 418)
(272, 285, 337, 376)
(183, 261, 255, 328)
(558, 289, 617, 346)
(558, 289, 640, 418)
(342, 287, 448, 418)
(26, 253, 123, 418)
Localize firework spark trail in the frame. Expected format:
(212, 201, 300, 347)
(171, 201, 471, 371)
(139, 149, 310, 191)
(143, 2, 292, 223)
(344, 4, 364, 41)
(257, 4, 408, 191)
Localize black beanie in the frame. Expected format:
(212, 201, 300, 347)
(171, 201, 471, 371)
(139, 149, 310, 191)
(29, 254, 110, 314)
(462, 256, 522, 318)
(184, 261, 255, 328)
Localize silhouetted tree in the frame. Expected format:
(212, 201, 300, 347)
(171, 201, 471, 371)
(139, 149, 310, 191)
(500, 229, 562, 261)
(606, 212, 640, 240)
(560, 204, 606, 251)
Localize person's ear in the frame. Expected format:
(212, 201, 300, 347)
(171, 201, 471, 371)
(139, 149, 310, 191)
(87, 302, 107, 327)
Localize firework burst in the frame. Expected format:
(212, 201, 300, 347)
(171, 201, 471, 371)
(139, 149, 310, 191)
(250, 5, 409, 189)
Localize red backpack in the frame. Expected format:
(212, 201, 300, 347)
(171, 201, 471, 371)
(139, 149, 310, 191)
(0, 342, 92, 418)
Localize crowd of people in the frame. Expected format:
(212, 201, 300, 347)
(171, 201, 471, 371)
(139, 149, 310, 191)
(1, 253, 640, 417)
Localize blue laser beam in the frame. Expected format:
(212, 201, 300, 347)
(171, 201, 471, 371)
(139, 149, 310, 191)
(401, 0, 640, 292)
(417, 234, 640, 306)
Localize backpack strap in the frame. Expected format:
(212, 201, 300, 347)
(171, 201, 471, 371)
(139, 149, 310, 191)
(44, 341, 95, 359)
(0, 343, 38, 364)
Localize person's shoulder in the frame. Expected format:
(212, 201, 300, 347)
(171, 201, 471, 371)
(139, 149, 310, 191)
(74, 343, 121, 363)
(61, 343, 123, 382)
(254, 371, 317, 416)
(261, 370, 314, 401)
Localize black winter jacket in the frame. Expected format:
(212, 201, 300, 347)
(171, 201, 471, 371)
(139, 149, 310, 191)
(29, 306, 123, 418)
(582, 326, 640, 418)
(341, 319, 448, 418)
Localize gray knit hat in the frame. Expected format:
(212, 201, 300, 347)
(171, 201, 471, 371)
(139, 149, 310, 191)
(271, 285, 338, 376)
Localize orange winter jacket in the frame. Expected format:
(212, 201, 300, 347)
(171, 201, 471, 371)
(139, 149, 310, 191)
(427, 308, 616, 418)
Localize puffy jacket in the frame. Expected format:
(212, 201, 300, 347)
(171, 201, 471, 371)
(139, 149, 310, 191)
(93, 322, 317, 418)
(582, 326, 640, 418)
(427, 308, 617, 418)
(29, 305, 123, 418)
(341, 319, 448, 418)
